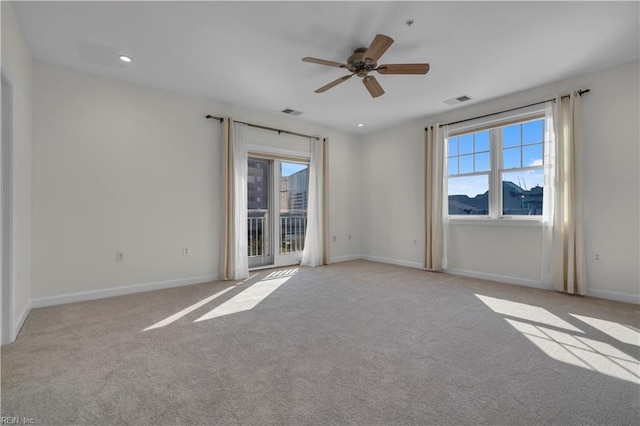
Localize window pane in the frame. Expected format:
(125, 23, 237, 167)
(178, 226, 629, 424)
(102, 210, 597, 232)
(475, 131, 490, 152)
(459, 134, 473, 155)
(248, 159, 269, 210)
(523, 144, 543, 167)
(459, 154, 473, 174)
(503, 125, 520, 148)
(447, 157, 458, 175)
(475, 152, 490, 172)
(503, 147, 521, 169)
(248, 158, 271, 260)
(523, 120, 543, 144)
(448, 138, 458, 156)
(448, 175, 489, 215)
(280, 162, 309, 254)
(502, 170, 544, 215)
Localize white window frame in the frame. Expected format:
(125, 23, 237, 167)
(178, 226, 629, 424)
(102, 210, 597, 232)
(446, 107, 548, 224)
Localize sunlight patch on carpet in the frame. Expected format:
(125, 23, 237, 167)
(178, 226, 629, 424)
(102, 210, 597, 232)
(194, 269, 297, 322)
(570, 313, 640, 347)
(143, 286, 237, 331)
(477, 294, 640, 385)
(506, 318, 639, 384)
(475, 294, 582, 332)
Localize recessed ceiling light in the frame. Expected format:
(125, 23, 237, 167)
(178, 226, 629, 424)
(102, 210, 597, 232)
(357, 123, 364, 127)
(119, 55, 132, 63)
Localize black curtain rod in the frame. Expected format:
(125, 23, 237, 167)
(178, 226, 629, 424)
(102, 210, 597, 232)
(205, 115, 320, 141)
(430, 89, 590, 129)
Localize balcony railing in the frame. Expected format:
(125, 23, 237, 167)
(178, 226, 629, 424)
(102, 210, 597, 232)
(281, 214, 307, 254)
(248, 210, 268, 257)
(248, 210, 307, 257)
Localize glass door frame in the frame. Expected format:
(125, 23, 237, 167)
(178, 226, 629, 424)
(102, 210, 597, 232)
(247, 157, 273, 269)
(247, 146, 310, 270)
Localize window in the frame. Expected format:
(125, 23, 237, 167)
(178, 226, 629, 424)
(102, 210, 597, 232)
(447, 131, 490, 215)
(447, 114, 546, 218)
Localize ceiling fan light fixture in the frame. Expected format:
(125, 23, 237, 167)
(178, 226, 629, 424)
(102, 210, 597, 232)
(302, 33, 429, 98)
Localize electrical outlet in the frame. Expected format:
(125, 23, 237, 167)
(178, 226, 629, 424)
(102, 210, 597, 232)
(592, 251, 602, 263)
(413, 238, 418, 246)
(332, 235, 337, 242)
(116, 251, 125, 262)
(183, 246, 191, 256)
(348, 235, 352, 241)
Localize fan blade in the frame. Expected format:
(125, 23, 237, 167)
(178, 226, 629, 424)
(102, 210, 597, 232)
(362, 75, 385, 98)
(363, 34, 394, 65)
(314, 74, 354, 93)
(376, 63, 430, 75)
(302, 57, 348, 68)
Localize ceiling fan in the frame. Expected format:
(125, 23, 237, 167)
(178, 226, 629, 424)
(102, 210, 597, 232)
(302, 34, 430, 98)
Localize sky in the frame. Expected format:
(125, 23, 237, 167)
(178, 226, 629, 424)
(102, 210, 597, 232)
(281, 162, 308, 177)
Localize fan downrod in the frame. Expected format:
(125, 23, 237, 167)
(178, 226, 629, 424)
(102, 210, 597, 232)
(347, 48, 376, 77)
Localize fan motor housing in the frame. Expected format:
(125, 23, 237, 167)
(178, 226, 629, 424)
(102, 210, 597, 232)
(347, 47, 376, 77)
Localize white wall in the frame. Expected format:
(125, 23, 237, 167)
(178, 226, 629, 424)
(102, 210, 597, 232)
(32, 62, 217, 300)
(326, 133, 362, 261)
(1, 1, 32, 339)
(578, 60, 639, 303)
(361, 60, 640, 303)
(31, 61, 361, 302)
(360, 120, 425, 268)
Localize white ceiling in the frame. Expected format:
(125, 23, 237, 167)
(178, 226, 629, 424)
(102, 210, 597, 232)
(12, 1, 640, 134)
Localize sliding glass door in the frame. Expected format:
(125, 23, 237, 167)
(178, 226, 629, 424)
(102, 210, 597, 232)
(247, 158, 272, 268)
(248, 156, 309, 269)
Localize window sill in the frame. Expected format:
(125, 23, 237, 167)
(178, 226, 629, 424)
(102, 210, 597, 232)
(448, 217, 543, 227)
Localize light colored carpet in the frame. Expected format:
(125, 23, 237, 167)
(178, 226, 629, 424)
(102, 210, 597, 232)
(2, 260, 639, 425)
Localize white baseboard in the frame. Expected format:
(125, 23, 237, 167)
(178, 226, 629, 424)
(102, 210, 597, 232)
(446, 268, 552, 291)
(329, 254, 363, 264)
(12, 300, 32, 342)
(587, 288, 640, 305)
(360, 255, 423, 270)
(31, 274, 219, 309)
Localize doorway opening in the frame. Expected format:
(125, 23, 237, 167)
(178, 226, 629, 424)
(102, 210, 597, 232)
(248, 156, 309, 269)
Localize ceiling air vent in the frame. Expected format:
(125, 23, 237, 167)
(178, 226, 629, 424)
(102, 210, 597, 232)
(444, 95, 472, 106)
(281, 108, 304, 116)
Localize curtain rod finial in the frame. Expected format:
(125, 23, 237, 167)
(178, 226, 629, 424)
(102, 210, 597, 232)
(205, 114, 224, 122)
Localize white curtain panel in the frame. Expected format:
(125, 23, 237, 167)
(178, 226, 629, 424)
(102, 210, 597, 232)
(425, 125, 447, 271)
(542, 94, 586, 294)
(231, 122, 249, 279)
(541, 102, 556, 285)
(301, 138, 324, 267)
(221, 118, 249, 280)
